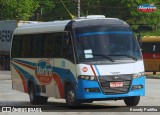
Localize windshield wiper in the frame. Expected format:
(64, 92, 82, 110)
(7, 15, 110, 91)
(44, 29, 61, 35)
(125, 55, 137, 61)
(85, 53, 114, 62)
(109, 54, 137, 61)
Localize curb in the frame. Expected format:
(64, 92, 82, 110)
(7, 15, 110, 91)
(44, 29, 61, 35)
(0, 75, 11, 80)
(0, 71, 11, 80)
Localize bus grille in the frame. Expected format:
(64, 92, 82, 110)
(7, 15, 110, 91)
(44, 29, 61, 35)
(97, 75, 132, 94)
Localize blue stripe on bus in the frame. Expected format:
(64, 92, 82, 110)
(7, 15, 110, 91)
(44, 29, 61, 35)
(94, 65, 101, 77)
(11, 59, 36, 67)
(52, 67, 77, 85)
(11, 63, 40, 95)
(77, 31, 133, 37)
(12, 63, 37, 83)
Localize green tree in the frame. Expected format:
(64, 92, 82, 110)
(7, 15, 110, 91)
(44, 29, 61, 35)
(80, 0, 160, 30)
(0, 0, 39, 20)
(39, 0, 75, 21)
(1, 0, 160, 28)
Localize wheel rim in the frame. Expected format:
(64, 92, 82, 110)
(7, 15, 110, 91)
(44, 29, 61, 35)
(67, 90, 75, 105)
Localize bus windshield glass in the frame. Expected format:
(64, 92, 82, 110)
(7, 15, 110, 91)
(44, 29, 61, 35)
(74, 25, 142, 62)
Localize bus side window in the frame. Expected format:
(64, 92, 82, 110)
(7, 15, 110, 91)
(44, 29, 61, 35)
(43, 33, 55, 58)
(154, 42, 160, 53)
(153, 44, 156, 53)
(63, 32, 74, 61)
(54, 33, 63, 58)
(31, 34, 44, 58)
(142, 42, 154, 53)
(157, 43, 160, 53)
(12, 35, 22, 58)
(21, 35, 31, 58)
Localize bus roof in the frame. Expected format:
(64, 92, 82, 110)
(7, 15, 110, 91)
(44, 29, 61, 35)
(13, 20, 71, 35)
(142, 36, 160, 42)
(13, 15, 129, 35)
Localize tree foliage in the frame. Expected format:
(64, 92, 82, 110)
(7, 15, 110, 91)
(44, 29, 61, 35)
(80, 0, 160, 30)
(0, 0, 39, 20)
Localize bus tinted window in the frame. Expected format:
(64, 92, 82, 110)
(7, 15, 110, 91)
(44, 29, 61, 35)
(75, 25, 142, 62)
(63, 33, 74, 61)
(21, 35, 32, 58)
(12, 35, 22, 58)
(43, 33, 55, 58)
(154, 42, 160, 53)
(31, 35, 44, 58)
(142, 42, 154, 53)
(12, 32, 73, 59)
(54, 33, 63, 57)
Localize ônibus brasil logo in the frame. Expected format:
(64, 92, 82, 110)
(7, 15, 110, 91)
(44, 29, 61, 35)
(35, 60, 52, 84)
(137, 4, 157, 12)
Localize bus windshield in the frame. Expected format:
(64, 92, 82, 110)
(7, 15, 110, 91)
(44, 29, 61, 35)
(74, 25, 142, 62)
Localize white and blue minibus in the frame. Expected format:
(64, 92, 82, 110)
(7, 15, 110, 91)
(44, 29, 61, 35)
(11, 15, 145, 106)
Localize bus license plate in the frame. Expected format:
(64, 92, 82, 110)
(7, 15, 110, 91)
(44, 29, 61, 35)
(110, 82, 123, 88)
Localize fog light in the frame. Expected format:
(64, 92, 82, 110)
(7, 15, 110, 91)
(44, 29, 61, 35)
(90, 76, 95, 80)
(84, 88, 100, 92)
(78, 75, 96, 81)
(85, 88, 90, 92)
(132, 85, 143, 90)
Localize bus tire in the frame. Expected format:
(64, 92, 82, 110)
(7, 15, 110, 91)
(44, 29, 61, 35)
(124, 96, 140, 106)
(65, 85, 81, 106)
(84, 100, 93, 103)
(39, 96, 48, 105)
(28, 83, 48, 105)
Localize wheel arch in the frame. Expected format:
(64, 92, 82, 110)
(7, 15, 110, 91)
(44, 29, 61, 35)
(27, 79, 34, 93)
(64, 81, 74, 98)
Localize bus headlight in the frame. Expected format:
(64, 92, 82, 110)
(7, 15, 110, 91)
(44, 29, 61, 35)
(132, 72, 144, 79)
(78, 75, 96, 81)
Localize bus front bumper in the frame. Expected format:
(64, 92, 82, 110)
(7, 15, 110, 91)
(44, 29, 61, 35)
(75, 76, 145, 100)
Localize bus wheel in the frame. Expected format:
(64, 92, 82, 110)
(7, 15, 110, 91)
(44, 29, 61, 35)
(28, 83, 48, 105)
(65, 85, 81, 106)
(39, 96, 48, 105)
(124, 96, 140, 106)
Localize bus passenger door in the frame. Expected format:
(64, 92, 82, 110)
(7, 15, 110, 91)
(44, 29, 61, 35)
(53, 32, 76, 98)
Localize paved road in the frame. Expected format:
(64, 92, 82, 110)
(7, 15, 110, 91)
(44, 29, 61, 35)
(0, 71, 160, 114)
